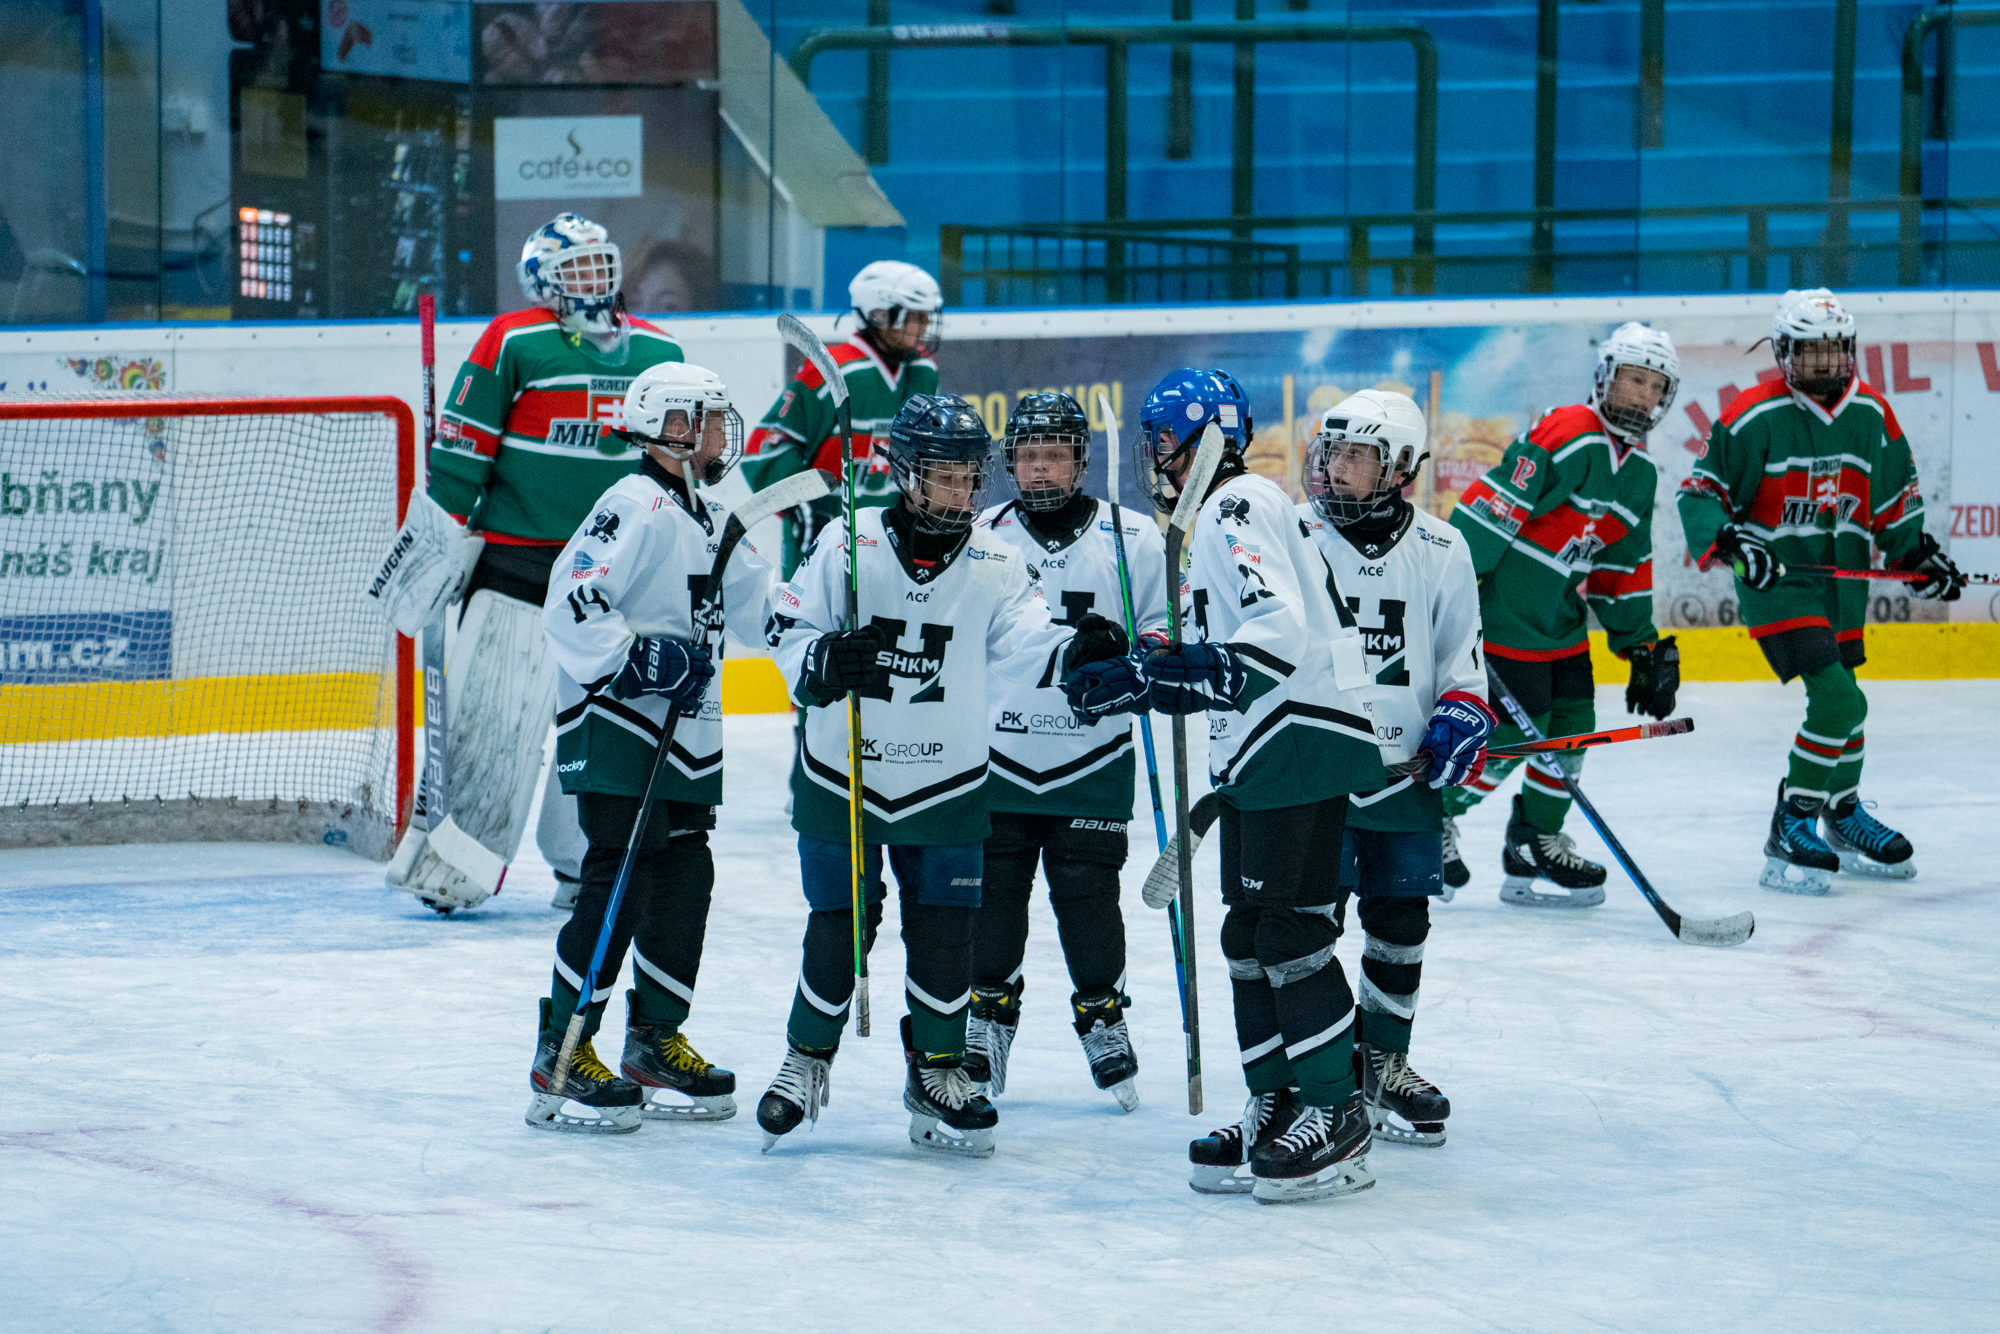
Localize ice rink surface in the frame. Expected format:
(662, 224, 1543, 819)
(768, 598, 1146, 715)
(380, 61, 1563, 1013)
(4, 680, 1996, 1333)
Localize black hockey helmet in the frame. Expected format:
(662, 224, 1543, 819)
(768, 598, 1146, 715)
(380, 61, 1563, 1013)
(1003, 391, 1090, 512)
(884, 393, 993, 534)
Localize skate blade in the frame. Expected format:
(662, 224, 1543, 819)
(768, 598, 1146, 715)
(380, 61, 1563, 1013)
(1835, 851, 1916, 881)
(1188, 1164, 1256, 1195)
(1368, 1107, 1445, 1147)
(908, 1113, 996, 1158)
(524, 1092, 641, 1135)
(1499, 877, 1605, 909)
(760, 1129, 786, 1153)
(638, 1091, 737, 1122)
(1107, 1079, 1140, 1114)
(1759, 857, 1832, 896)
(1252, 1158, 1376, 1204)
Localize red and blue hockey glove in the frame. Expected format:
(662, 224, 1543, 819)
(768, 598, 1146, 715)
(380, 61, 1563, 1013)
(1893, 532, 1966, 602)
(1142, 640, 1246, 715)
(1624, 634, 1680, 719)
(614, 635, 715, 713)
(801, 625, 885, 706)
(1417, 690, 1496, 789)
(1707, 524, 1778, 592)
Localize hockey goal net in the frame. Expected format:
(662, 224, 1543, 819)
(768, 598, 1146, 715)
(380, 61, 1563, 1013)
(0, 394, 414, 858)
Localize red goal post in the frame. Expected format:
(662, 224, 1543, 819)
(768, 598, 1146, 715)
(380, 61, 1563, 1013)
(0, 393, 416, 858)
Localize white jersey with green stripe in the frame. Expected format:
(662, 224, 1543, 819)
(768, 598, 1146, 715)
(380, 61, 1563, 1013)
(1301, 504, 1486, 831)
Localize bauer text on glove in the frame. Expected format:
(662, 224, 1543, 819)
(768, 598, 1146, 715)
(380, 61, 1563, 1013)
(612, 636, 714, 713)
(1417, 690, 1495, 789)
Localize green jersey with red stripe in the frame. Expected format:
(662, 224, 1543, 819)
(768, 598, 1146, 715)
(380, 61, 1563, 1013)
(1448, 403, 1660, 661)
(428, 309, 684, 543)
(738, 333, 937, 573)
(1679, 376, 1925, 641)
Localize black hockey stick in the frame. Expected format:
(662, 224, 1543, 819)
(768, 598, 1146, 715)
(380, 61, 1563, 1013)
(1161, 423, 1226, 1116)
(540, 469, 836, 1109)
(1485, 674, 1754, 948)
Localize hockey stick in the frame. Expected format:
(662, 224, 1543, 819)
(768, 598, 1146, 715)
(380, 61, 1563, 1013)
(1383, 717, 1695, 778)
(1140, 792, 1220, 910)
(1781, 563, 1999, 585)
(777, 314, 870, 1038)
(415, 293, 449, 839)
(1097, 392, 1189, 1027)
(1162, 423, 1226, 1116)
(542, 468, 836, 1109)
(1485, 675, 1754, 948)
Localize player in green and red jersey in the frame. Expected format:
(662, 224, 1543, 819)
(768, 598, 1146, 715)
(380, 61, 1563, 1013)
(1443, 323, 1683, 908)
(738, 261, 942, 576)
(390, 213, 685, 914)
(1679, 289, 1964, 895)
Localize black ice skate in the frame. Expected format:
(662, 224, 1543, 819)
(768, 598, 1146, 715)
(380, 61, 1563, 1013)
(621, 998, 737, 1122)
(1188, 1088, 1303, 1194)
(1500, 795, 1607, 908)
(1360, 1042, 1449, 1147)
(756, 1042, 833, 1152)
(1760, 781, 1840, 896)
(962, 977, 1021, 1095)
(1441, 816, 1469, 897)
(901, 1016, 997, 1158)
(1072, 987, 1140, 1113)
(1250, 1092, 1376, 1204)
(1821, 795, 1916, 881)
(525, 1000, 643, 1134)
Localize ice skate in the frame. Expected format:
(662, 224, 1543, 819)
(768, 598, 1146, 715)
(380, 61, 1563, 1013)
(1760, 781, 1839, 896)
(525, 1001, 642, 1134)
(1500, 795, 1606, 908)
(756, 1042, 833, 1151)
(1822, 795, 1916, 880)
(1250, 1093, 1376, 1204)
(621, 1001, 736, 1122)
(962, 977, 1021, 1095)
(1188, 1088, 1303, 1194)
(1440, 815, 1469, 898)
(1360, 1042, 1449, 1147)
(1072, 987, 1139, 1113)
(902, 1016, 997, 1158)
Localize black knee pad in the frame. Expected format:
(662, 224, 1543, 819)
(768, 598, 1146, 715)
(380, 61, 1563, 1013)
(1356, 894, 1429, 948)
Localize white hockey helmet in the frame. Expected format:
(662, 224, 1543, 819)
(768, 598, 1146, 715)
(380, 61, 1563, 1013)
(518, 213, 624, 345)
(1590, 322, 1680, 439)
(1305, 389, 1428, 529)
(849, 260, 943, 358)
(1771, 288, 1857, 399)
(619, 362, 744, 485)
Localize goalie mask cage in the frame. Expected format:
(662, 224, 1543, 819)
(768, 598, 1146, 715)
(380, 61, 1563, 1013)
(0, 394, 415, 859)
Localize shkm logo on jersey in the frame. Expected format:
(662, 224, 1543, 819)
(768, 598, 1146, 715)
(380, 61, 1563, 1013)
(860, 617, 954, 703)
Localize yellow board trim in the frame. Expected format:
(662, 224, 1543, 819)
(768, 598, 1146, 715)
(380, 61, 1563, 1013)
(0, 672, 394, 745)
(1586, 622, 2000, 683)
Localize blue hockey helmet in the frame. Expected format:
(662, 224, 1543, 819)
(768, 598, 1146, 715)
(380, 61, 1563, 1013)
(884, 393, 994, 533)
(1136, 368, 1253, 513)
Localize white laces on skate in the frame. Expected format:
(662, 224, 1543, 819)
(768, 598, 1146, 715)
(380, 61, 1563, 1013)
(918, 1064, 979, 1111)
(1378, 1052, 1440, 1099)
(1079, 1018, 1133, 1067)
(1270, 1105, 1331, 1153)
(1539, 830, 1592, 869)
(1441, 817, 1463, 863)
(769, 1050, 831, 1123)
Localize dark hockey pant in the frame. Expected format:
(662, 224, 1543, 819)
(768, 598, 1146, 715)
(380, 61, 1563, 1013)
(1444, 649, 1595, 835)
(546, 794, 716, 1042)
(975, 811, 1129, 997)
(786, 834, 983, 1060)
(1336, 828, 1439, 1058)
(1219, 796, 1359, 1110)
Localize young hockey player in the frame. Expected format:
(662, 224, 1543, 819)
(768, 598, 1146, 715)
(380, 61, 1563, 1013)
(739, 261, 943, 576)
(756, 394, 1132, 1157)
(1135, 368, 1389, 1205)
(1680, 289, 1962, 894)
(963, 392, 1171, 1114)
(372, 212, 686, 913)
(1298, 391, 1492, 1150)
(1444, 322, 1682, 906)
(524, 362, 771, 1133)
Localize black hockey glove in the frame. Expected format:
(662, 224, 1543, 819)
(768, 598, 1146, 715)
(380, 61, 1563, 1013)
(1892, 531, 1965, 602)
(1710, 525, 1778, 592)
(1060, 613, 1130, 675)
(612, 636, 715, 713)
(1624, 634, 1680, 720)
(802, 625, 885, 705)
(1142, 640, 1247, 715)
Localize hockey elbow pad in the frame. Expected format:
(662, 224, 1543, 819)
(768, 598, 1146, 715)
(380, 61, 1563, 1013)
(1142, 641, 1246, 715)
(801, 625, 886, 705)
(1893, 532, 1965, 602)
(1623, 634, 1680, 720)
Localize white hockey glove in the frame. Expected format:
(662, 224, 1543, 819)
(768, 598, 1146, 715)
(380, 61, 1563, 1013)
(365, 491, 485, 637)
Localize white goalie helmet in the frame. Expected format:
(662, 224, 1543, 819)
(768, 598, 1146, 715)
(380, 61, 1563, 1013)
(1590, 322, 1680, 439)
(1771, 288, 1857, 398)
(619, 362, 744, 485)
(849, 260, 943, 358)
(1305, 388, 1428, 529)
(518, 213, 624, 346)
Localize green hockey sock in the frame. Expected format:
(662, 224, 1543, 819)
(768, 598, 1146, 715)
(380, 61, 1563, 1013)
(1355, 1004, 1413, 1057)
(1787, 663, 1867, 801)
(626, 983, 686, 1034)
(786, 982, 849, 1053)
(1289, 1026, 1359, 1109)
(1243, 1043, 1295, 1097)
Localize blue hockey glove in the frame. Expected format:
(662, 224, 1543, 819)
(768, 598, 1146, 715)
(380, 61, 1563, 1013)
(1417, 690, 1496, 789)
(1142, 640, 1246, 715)
(1065, 655, 1149, 724)
(613, 635, 715, 713)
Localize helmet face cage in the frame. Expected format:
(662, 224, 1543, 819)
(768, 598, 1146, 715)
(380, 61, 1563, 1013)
(862, 305, 943, 360)
(1775, 331, 1856, 399)
(1135, 369, 1252, 514)
(886, 394, 993, 534)
(633, 402, 745, 486)
(1004, 393, 1090, 512)
(1589, 324, 1680, 439)
(1771, 289, 1857, 400)
(519, 214, 624, 342)
(1306, 430, 1418, 529)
